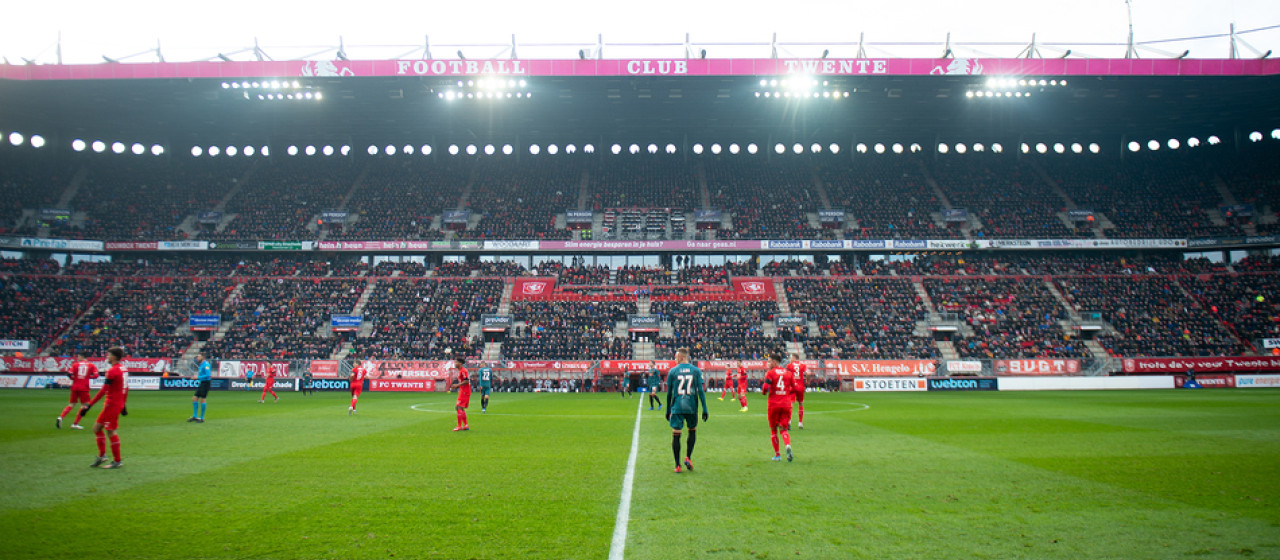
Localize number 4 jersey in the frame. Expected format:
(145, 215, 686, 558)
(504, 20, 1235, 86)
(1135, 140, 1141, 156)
(665, 363, 706, 415)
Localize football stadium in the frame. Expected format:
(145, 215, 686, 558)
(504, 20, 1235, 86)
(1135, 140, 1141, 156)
(1, 7, 1280, 558)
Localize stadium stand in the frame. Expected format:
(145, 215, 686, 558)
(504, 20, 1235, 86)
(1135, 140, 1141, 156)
(46, 278, 234, 358)
(507, 300, 634, 359)
(706, 159, 827, 240)
(652, 299, 779, 360)
(820, 159, 962, 240)
(200, 279, 363, 360)
(784, 278, 937, 359)
(924, 278, 1089, 359)
(352, 278, 501, 360)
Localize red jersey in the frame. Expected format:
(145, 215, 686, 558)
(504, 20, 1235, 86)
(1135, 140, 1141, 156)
(67, 360, 99, 392)
(723, 369, 733, 387)
(762, 367, 794, 409)
(788, 362, 807, 394)
(351, 365, 369, 384)
(90, 364, 129, 410)
(736, 367, 748, 388)
(456, 367, 471, 395)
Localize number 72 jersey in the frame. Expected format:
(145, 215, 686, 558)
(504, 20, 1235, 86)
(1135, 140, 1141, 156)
(665, 363, 705, 415)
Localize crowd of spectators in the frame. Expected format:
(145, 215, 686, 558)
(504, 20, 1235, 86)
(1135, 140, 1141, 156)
(932, 159, 1082, 239)
(1179, 274, 1276, 349)
(590, 161, 697, 210)
(47, 278, 234, 358)
(784, 278, 936, 359)
(0, 154, 65, 234)
(534, 262, 610, 284)
(351, 279, 500, 360)
(819, 159, 961, 240)
(0, 276, 105, 352)
(458, 159, 578, 240)
(763, 259, 821, 276)
(434, 261, 526, 277)
(202, 159, 357, 241)
(707, 160, 826, 240)
(616, 265, 669, 285)
(201, 279, 363, 360)
(675, 264, 728, 284)
(505, 301, 634, 359)
(924, 278, 1087, 359)
(330, 160, 468, 241)
(73, 159, 246, 241)
(1055, 276, 1247, 357)
(652, 300, 779, 360)
(1, 257, 63, 275)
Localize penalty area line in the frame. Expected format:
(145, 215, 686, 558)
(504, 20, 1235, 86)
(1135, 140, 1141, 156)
(609, 395, 644, 560)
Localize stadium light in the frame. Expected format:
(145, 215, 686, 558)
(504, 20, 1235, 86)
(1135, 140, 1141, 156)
(241, 146, 254, 157)
(1167, 139, 1180, 150)
(225, 146, 237, 157)
(466, 144, 477, 155)
(8, 132, 24, 146)
(261, 146, 270, 157)
(829, 143, 840, 154)
(1070, 143, 1083, 154)
(647, 143, 658, 154)
(337, 145, 348, 156)
(1020, 143, 1030, 154)
(566, 144, 577, 154)
(666, 143, 677, 154)
(548, 144, 559, 155)
(1272, 129, 1280, 140)
(747, 143, 758, 154)
(190, 146, 202, 157)
(793, 143, 804, 154)
(584, 144, 595, 154)
(1248, 131, 1263, 142)
(112, 142, 126, 154)
(728, 143, 739, 155)
(401, 145, 413, 155)
(1088, 143, 1100, 153)
(306, 145, 317, 156)
(367, 145, 378, 156)
(938, 143, 949, 154)
(973, 143, 986, 153)
(485, 144, 495, 155)
(1187, 137, 1200, 148)
(1208, 135, 1221, 145)
(611, 144, 622, 155)
(1147, 140, 1160, 150)
(775, 143, 786, 154)
(856, 143, 867, 154)
(448, 144, 461, 155)
(421, 145, 432, 155)
(692, 143, 704, 155)
(208, 146, 220, 157)
(503, 144, 513, 155)
(874, 143, 885, 154)
(289, 145, 300, 156)
(385, 145, 396, 156)
(711, 143, 722, 155)
(72, 139, 86, 152)
(810, 143, 822, 153)
(1052, 143, 1064, 154)
(1035, 143, 1048, 154)
(956, 143, 968, 154)
(628, 144, 639, 155)
(30, 135, 45, 148)
(1128, 141, 1141, 152)
(892, 143, 904, 154)
(529, 144, 540, 155)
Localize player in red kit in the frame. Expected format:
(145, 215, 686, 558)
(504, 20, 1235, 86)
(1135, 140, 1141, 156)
(788, 352, 807, 429)
(736, 361, 750, 412)
(258, 366, 278, 403)
(762, 352, 795, 462)
(450, 357, 471, 431)
(57, 353, 98, 429)
(86, 347, 128, 469)
(349, 355, 368, 415)
(718, 363, 733, 401)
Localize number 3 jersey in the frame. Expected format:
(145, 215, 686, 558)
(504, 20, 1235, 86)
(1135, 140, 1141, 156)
(664, 363, 705, 415)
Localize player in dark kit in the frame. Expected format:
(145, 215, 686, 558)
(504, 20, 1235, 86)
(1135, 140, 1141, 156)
(478, 362, 493, 412)
(646, 361, 662, 411)
(58, 353, 98, 429)
(665, 348, 708, 473)
(86, 347, 129, 469)
(450, 358, 471, 431)
(762, 353, 795, 462)
(788, 352, 808, 429)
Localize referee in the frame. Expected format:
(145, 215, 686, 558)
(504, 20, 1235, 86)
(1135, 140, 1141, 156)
(187, 354, 213, 423)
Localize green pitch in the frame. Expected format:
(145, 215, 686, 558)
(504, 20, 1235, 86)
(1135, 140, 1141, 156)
(0, 389, 1277, 559)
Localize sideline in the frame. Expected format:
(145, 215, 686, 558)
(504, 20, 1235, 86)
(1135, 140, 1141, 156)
(608, 395, 645, 560)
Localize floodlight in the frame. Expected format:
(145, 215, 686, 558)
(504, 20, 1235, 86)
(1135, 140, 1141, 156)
(1088, 143, 1100, 153)
(503, 144, 513, 155)
(728, 143, 739, 154)
(1187, 138, 1200, 148)
(484, 144, 495, 155)
(208, 146, 220, 156)
(710, 143, 722, 154)
(856, 143, 867, 153)
(1208, 135, 1221, 145)
(874, 143, 885, 154)
(224, 146, 237, 157)
(1248, 131, 1263, 142)
(466, 144, 477, 155)
(938, 143, 949, 154)
(1167, 139, 1180, 150)
(628, 144, 639, 154)
(530, 144, 541, 155)
(973, 143, 986, 153)
(322, 145, 333, 156)
(243, 146, 255, 157)
(261, 146, 270, 157)
(1035, 143, 1047, 154)
(548, 144, 559, 155)
(30, 135, 45, 148)
(810, 143, 821, 153)
(991, 143, 1003, 153)
(1147, 140, 1160, 150)
(611, 144, 622, 155)
(1128, 141, 1141, 152)
(190, 146, 203, 157)
(112, 142, 125, 154)
(1070, 143, 1082, 154)
(7, 132, 23, 146)
(892, 143, 903, 154)
(747, 143, 758, 154)
(1272, 129, 1280, 140)
(584, 144, 595, 154)
(340, 145, 350, 156)
(367, 145, 378, 156)
(72, 139, 86, 152)
(1052, 143, 1064, 154)
(306, 145, 317, 156)
(384, 145, 395, 155)
(776, 143, 786, 154)
(956, 143, 968, 154)
(666, 143, 677, 154)
(647, 143, 658, 154)
(1020, 143, 1030, 154)
(692, 143, 704, 155)
(422, 145, 432, 155)
(910, 143, 923, 153)
(792, 143, 803, 154)
(829, 143, 840, 154)
(290, 145, 302, 156)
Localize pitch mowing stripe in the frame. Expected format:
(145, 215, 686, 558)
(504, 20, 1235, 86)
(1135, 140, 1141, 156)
(609, 395, 644, 560)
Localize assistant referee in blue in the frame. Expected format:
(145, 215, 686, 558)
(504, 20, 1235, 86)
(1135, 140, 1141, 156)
(187, 354, 213, 423)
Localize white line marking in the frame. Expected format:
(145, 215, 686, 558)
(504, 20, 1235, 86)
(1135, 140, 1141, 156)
(609, 396, 645, 560)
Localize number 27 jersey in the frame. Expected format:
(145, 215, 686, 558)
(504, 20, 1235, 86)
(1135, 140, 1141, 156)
(665, 364, 704, 415)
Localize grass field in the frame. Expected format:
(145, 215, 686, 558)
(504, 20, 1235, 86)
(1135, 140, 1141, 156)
(0, 388, 1278, 559)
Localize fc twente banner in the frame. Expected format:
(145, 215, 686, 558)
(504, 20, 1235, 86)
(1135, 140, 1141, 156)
(731, 278, 776, 299)
(511, 277, 558, 300)
(599, 360, 677, 373)
(0, 356, 172, 373)
(1122, 357, 1280, 374)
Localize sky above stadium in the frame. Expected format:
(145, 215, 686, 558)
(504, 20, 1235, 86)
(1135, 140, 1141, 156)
(2, 0, 1278, 64)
